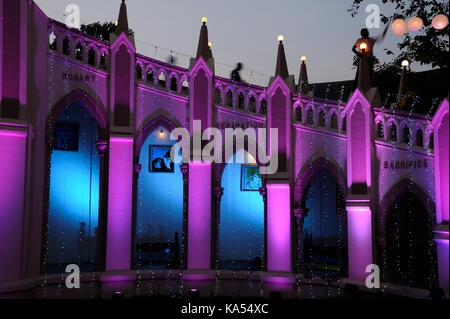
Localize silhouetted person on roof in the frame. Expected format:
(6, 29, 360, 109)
(231, 62, 243, 83)
(352, 24, 389, 87)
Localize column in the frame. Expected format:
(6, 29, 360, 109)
(105, 135, 133, 270)
(187, 162, 211, 269)
(266, 183, 291, 272)
(0, 124, 27, 281)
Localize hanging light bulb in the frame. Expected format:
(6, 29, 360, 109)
(392, 18, 407, 35)
(432, 14, 448, 30)
(407, 17, 423, 32)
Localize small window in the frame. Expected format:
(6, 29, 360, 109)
(415, 129, 424, 147)
(341, 116, 347, 132)
(147, 69, 154, 83)
(429, 132, 434, 149)
(377, 121, 384, 138)
(331, 113, 338, 129)
(249, 96, 256, 112)
(390, 124, 397, 142)
(136, 65, 143, 81)
(307, 108, 314, 125)
(63, 37, 70, 55)
(170, 76, 177, 91)
(319, 110, 326, 127)
(260, 99, 267, 115)
(88, 48, 96, 66)
(158, 72, 166, 89)
(402, 126, 410, 144)
(226, 91, 233, 107)
(100, 52, 107, 69)
(75, 42, 83, 61)
(238, 93, 245, 109)
(49, 31, 57, 50)
(295, 107, 302, 122)
(215, 88, 222, 105)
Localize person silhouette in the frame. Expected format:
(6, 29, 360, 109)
(352, 24, 389, 86)
(231, 62, 243, 83)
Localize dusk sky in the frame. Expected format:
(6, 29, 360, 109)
(36, 0, 436, 86)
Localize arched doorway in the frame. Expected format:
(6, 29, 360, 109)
(46, 101, 102, 273)
(134, 123, 183, 269)
(302, 170, 348, 278)
(218, 149, 264, 271)
(380, 181, 438, 288)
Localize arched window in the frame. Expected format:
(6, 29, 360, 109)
(147, 69, 154, 84)
(429, 132, 434, 150)
(135, 126, 183, 269)
(402, 126, 410, 144)
(307, 108, 314, 125)
(88, 48, 96, 66)
(215, 88, 222, 105)
(260, 99, 267, 115)
(330, 113, 338, 129)
(318, 110, 326, 127)
(295, 107, 302, 122)
(390, 123, 397, 142)
(341, 116, 347, 133)
(226, 90, 233, 107)
(75, 42, 83, 61)
(170, 76, 177, 92)
(158, 72, 166, 89)
(238, 93, 245, 109)
(303, 170, 348, 277)
(47, 103, 101, 273)
(100, 52, 107, 70)
(49, 31, 57, 50)
(377, 121, 384, 138)
(248, 96, 256, 113)
(182, 78, 189, 93)
(219, 150, 264, 271)
(63, 37, 70, 55)
(415, 129, 424, 147)
(135, 64, 143, 81)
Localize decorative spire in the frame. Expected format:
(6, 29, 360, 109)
(116, 0, 129, 36)
(298, 56, 310, 95)
(196, 17, 212, 61)
(275, 35, 289, 79)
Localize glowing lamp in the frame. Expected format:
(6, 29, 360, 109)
(301, 56, 306, 62)
(401, 59, 409, 67)
(432, 14, 448, 30)
(201, 17, 208, 24)
(158, 128, 165, 138)
(208, 41, 212, 48)
(407, 17, 423, 32)
(392, 18, 407, 35)
(114, 21, 118, 26)
(359, 42, 367, 52)
(277, 35, 284, 43)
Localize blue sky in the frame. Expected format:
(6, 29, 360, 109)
(36, 0, 436, 85)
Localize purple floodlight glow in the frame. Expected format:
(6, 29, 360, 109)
(106, 136, 134, 270)
(0, 129, 27, 281)
(187, 162, 211, 269)
(266, 184, 291, 272)
(346, 205, 372, 281)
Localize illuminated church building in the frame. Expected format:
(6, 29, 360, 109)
(0, 1, 448, 296)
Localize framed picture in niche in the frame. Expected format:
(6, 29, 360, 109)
(149, 145, 174, 173)
(241, 164, 262, 191)
(54, 122, 79, 151)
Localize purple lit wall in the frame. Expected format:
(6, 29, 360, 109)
(346, 205, 372, 280)
(267, 184, 291, 272)
(435, 237, 449, 289)
(0, 127, 27, 281)
(106, 136, 133, 270)
(187, 162, 211, 269)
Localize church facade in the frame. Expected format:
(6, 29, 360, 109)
(0, 1, 448, 295)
